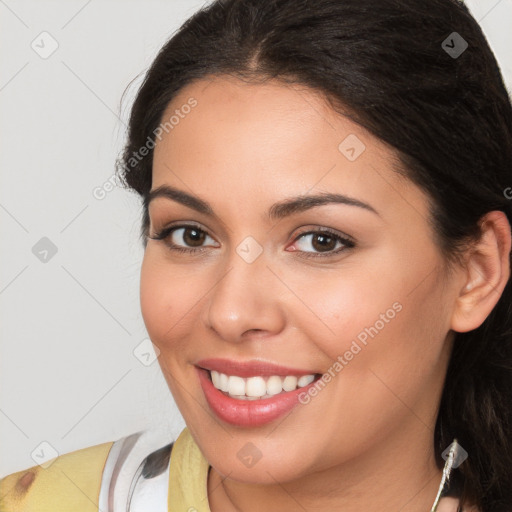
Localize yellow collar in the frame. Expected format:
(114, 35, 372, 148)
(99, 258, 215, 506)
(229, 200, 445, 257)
(168, 427, 212, 512)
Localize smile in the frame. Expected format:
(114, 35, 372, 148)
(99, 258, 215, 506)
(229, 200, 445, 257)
(209, 371, 317, 400)
(195, 358, 322, 427)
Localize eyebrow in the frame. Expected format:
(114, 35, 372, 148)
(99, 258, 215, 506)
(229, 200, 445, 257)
(146, 184, 380, 221)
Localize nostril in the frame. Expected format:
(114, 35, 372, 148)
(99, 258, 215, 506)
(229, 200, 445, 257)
(242, 328, 264, 336)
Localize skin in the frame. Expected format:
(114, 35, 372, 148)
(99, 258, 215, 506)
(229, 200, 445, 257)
(140, 75, 511, 512)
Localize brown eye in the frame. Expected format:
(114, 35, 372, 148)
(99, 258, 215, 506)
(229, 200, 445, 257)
(291, 228, 355, 258)
(179, 227, 207, 247)
(148, 224, 220, 253)
(310, 233, 337, 252)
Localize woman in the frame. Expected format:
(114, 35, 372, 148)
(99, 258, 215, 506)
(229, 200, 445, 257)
(1, 0, 511, 510)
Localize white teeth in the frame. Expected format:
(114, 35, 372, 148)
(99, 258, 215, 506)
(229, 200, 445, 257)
(228, 375, 246, 396)
(219, 373, 229, 392)
(266, 376, 283, 396)
(282, 376, 298, 392)
(211, 370, 220, 389)
(298, 374, 315, 387)
(209, 370, 316, 399)
(246, 376, 267, 397)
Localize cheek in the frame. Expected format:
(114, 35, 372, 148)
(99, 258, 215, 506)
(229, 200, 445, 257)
(140, 255, 164, 340)
(288, 264, 404, 361)
(290, 257, 447, 386)
(140, 253, 199, 349)
(285, 275, 447, 456)
(139, 255, 204, 405)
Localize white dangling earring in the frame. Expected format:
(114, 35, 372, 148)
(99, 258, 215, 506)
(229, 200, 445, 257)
(430, 439, 459, 512)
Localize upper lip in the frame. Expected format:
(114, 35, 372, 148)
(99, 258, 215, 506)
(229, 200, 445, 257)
(196, 358, 319, 378)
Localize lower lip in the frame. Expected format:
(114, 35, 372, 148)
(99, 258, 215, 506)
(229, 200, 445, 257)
(196, 367, 318, 427)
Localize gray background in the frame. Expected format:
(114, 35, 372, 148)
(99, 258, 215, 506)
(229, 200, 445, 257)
(1, 0, 511, 477)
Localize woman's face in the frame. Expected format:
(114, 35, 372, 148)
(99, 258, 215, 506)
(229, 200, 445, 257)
(140, 75, 461, 485)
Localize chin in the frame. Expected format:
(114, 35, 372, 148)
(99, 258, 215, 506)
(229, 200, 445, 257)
(210, 455, 310, 486)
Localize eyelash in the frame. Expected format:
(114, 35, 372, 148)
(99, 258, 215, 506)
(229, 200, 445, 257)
(148, 223, 355, 258)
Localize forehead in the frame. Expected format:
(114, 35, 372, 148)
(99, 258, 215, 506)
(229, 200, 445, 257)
(151, 75, 429, 223)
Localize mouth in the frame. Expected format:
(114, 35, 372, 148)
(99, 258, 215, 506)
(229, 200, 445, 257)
(206, 369, 321, 400)
(195, 358, 323, 427)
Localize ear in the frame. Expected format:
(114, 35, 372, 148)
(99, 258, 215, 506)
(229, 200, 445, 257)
(450, 211, 511, 333)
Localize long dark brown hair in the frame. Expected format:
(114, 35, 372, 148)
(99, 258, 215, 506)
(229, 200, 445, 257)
(116, 1, 512, 510)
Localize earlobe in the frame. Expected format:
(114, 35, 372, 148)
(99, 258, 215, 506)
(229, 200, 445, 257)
(450, 211, 511, 333)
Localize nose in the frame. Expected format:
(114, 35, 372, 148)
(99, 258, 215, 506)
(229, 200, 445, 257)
(201, 248, 286, 343)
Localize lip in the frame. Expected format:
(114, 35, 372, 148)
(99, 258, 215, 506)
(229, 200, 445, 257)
(195, 358, 317, 378)
(196, 365, 321, 427)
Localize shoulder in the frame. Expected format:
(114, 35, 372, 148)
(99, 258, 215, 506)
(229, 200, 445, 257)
(0, 428, 203, 512)
(0, 440, 113, 512)
(0, 428, 179, 512)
